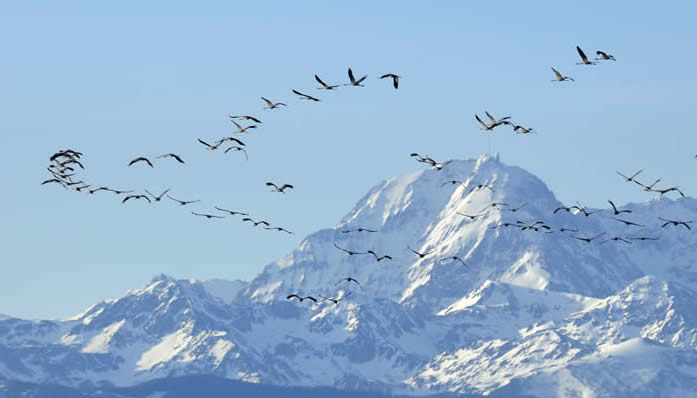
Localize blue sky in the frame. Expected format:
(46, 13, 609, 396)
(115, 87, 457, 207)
(1, 1, 695, 319)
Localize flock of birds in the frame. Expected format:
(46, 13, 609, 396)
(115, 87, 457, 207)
(41, 46, 694, 307)
(42, 67, 401, 239)
(282, 46, 694, 305)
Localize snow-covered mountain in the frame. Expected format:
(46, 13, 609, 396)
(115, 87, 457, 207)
(2, 155, 697, 397)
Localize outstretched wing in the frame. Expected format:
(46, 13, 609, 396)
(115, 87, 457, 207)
(576, 46, 589, 62)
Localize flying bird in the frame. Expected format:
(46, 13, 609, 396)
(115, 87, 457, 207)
(601, 237, 632, 245)
(341, 227, 377, 233)
(215, 137, 246, 146)
(229, 115, 262, 124)
(59, 158, 84, 169)
(410, 153, 435, 164)
(214, 207, 248, 216)
(242, 217, 271, 227)
(572, 233, 605, 243)
(192, 212, 224, 219)
(475, 114, 504, 130)
(266, 182, 294, 193)
(608, 217, 645, 227)
(345, 67, 367, 87)
(335, 277, 361, 287)
(231, 119, 257, 134)
(261, 97, 286, 109)
(480, 202, 508, 213)
(658, 217, 693, 230)
(595, 50, 616, 61)
(264, 226, 294, 234)
(157, 153, 185, 164)
(653, 187, 686, 198)
(320, 292, 351, 305)
(635, 178, 662, 192)
(333, 243, 367, 256)
(408, 246, 435, 259)
(292, 89, 321, 102)
(128, 157, 153, 168)
(198, 138, 224, 151)
(457, 212, 487, 220)
(122, 194, 151, 204)
(224, 146, 248, 160)
(505, 203, 528, 213)
(489, 222, 522, 229)
(559, 228, 578, 233)
(439, 256, 467, 266)
(628, 236, 659, 241)
(441, 180, 464, 187)
(485, 111, 511, 126)
(366, 250, 392, 262)
(551, 67, 574, 82)
(576, 46, 596, 65)
(88, 186, 110, 195)
(287, 294, 318, 303)
(575, 202, 602, 217)
(608, 200, 631, 215)
(617, 169, 643, 183)
(468, 184, 494, 194)
(166, 194, 200, 206)
(144, 189, 171, 202)
(379, 73, 400, 89)
(107, 188, 133, 195)
(314, 75, 339, 90)
(41, 178, 66, 186)
(512, 125, 535, 134)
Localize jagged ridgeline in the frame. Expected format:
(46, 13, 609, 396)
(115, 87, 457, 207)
(4, 155, 697, 397)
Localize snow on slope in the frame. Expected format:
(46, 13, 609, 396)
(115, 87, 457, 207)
(1, 154, 696, 397)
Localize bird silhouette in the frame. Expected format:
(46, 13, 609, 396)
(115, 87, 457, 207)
(345, 67, 367, 87)
(292, 89, 321, 102)
(166, 195, 200, 206)
(144, 189, 171, 202)
(264, 226, 294, 234)
(366, 250, 392, 262)
(341, 227, 377, 233)
(576, 46, 596, 65)
(266, 182, 294, 193)
(616, 169, 643, 183)
(230, 119, 257, 134)
(229, 115, 262, 124)
(439, 256, 467, 266)
(601, 237, 631, 245)
(128, 157, 153, 168)
(334, 243, 367, 256)
(242, 217, 271, 227)
(314, 74, 339, 90)
(224, 146, 248, 160)
(595, 50, 616, 61)
(192, 212, 224, 219)
(122, 194, 151, 204)
(198, 138, 224, 151)
(261, 97, 286, 109)
(608, 217, 644, 227)
(214, 207, 248, 216)
(320, 292, 351, 305)
(658, 217, 693, 230)
(551, 67, 574, 82)
(379, 73, 400, 89)
(572, 233, 605, 243)
(335, 277, 361, 287)
(608, 200, 631, 215)
(408, 246, 435, 259)
(157, 153, 185, 164)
